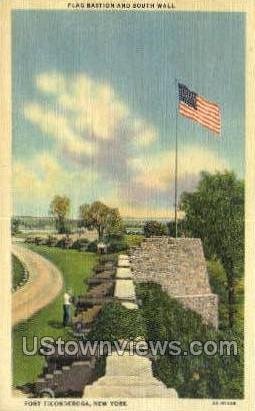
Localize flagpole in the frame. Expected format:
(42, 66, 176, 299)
(174, 78, 178, 238)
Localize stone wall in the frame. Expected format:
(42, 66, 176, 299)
(130, 237, 218, 328)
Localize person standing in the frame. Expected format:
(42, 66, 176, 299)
(63, 290, 72, 327)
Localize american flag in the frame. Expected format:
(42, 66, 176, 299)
(178, 83, 221, 135)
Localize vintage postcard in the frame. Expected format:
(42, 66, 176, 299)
(0, 1, 254, 410)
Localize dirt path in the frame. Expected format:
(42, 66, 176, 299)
(12, 245, 63, 326)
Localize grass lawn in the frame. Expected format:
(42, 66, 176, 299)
(12, 245, 97, 388)
(12, 255, 25, 289)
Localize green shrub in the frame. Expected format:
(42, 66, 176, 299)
(34, 236, 47, 245)
(47, 235, 58, 247)
(25, 236, 36, 244)
(107, 239, 128, 253)
(143, 220, 167, 237)
(12, 255, 26, 289)
(56, 236, 73, 249)
(123, 234, 144, 248)
(88, 302, 147, 342)
(207, 258, 244, 333)
(136, 282, 244, 399)
(87, 240, 98, 252)
(72, 238, 89, 251)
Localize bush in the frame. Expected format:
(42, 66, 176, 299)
(72, 238, 89, 251)
(207, 258, 244, 334)
(56, 236, 73, 249)
(136, 282, 244, 399)
(87, 240, 98, 252)
(25, 236, 36, 244)
(123, 234, 144, 248)
(88, 302, 147, 342)
(34, 236, 47, 245)
(11, 218, 21, 236)
(143, 220, 167, 237)
(107, 239, 128, 253)
(47, 235, 58, 247)
(207, 259, 229, 329)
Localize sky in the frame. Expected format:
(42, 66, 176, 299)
(12, 11, 245, 218)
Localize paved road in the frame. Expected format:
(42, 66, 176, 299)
(12, 245, 63, 326)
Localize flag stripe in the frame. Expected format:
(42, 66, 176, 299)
(196, 103, 220, 119)
(179, 103, 221, 128)
(179, 108, 221, 133)
(179, 111, 220, 134)
(179, 103, 220, 133)
(180, 110, 220, 134)
(188, 107, 221, 126)
(196, 102, 220, 120)
(180, 113, 220, 134)
(197, 96, 220, 112)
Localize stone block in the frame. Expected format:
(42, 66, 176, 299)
(114, 279, 136, 301)
(84, 352, 178, 398)
(116, 267, 133, 279)
(118, 259, 131, 267)
(121, 301, 138, 310)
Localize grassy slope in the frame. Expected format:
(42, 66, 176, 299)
(12, 245, 97, 387)
(12, 255, 25, 289)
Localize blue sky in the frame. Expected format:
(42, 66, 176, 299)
(12, 11, 245, 218)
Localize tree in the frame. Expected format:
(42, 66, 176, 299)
(50, 195, 70, 234)
(180, 171, 244, 328)
(79, 201, 124, 240)
(11, 218, 20, 236)
(143, 220, 168, 237)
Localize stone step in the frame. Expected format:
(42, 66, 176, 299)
(89, 375, 164, 386)
(114, 279, 136, 301)
(121, 301, 138, 310)
(116, 267, 133, 279)
(85, 384, 178, 398)
(84, 351, 177, 398)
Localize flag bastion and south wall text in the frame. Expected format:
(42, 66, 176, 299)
(67, 2, 176, 10)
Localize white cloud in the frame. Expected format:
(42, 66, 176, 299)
(24, 103, 96, 157)
(132, 119, 157, 147)
(130, 145, 229, 191)
(36, 72, 66, 95)
(24, 72, 157, 156)
(13, 153, 98, 203)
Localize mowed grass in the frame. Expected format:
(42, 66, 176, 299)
(12, 245, 97, 388)
(12, 255, 25, 289)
